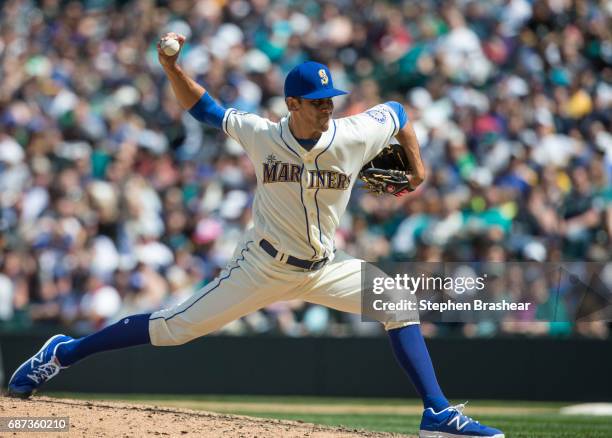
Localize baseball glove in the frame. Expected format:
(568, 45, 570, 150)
(359, 144, 414, 197)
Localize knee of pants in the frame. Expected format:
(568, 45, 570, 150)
(384, 320, 420, 331)
(149, 317, 206, 346)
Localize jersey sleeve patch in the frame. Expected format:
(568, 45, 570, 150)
(355, 104, 402, 164)
(362, 104, 401, 136)
(365, 108, 388, 124)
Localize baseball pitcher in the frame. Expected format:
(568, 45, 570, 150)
(8, 33, 504, 438)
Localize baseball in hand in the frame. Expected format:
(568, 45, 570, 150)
(161, 38, 180, 56)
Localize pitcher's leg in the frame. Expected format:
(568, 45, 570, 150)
(150, 241, 298, 346)
(304, 251, 418, 328)
(55, 313, 151, 366)
(302, 251, 364, 315)
(8, 241, 295, 398)
(304, 252, 447, 411)
(8, 313, 153, 398)
(388, 325, 448, 411)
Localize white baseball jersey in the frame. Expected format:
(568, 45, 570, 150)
(222, 104, 401, 261)
(149, 103, 414, 346)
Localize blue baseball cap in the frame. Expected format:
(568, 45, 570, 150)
(284, 61, 348, 99)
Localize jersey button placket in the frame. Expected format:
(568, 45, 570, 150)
(302, 159, 319, 256)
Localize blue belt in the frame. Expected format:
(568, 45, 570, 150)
(259, 239, 328, 271)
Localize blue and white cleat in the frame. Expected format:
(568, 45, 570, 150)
(7, 334, 73, 399)
(419, 402, 504, 438)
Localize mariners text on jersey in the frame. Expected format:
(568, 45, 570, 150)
(263, 155, 351, 190)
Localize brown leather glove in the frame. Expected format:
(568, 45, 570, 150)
(359, 144, 414, 196)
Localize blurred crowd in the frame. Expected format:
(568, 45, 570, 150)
(0, 0, 610, 338)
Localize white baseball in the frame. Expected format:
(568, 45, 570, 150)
(161, 38, 180, 56)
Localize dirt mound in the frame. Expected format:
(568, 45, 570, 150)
(0, 396, 410, 437)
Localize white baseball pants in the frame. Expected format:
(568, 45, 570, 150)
(149, 230, 416, 346)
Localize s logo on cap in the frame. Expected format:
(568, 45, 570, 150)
(284, 61, 347, 99)
(318, 69, 329, 85)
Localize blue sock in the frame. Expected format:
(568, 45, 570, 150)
(56, 314, 151, 366)
(388, 324, 449, 411)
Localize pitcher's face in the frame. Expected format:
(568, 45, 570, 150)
(287, 97, 334, 133)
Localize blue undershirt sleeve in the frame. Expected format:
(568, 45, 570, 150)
(384, 101, 408, 129)
(188, 92, 226, 129)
